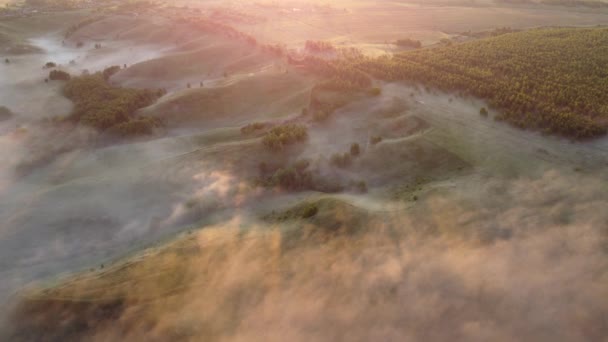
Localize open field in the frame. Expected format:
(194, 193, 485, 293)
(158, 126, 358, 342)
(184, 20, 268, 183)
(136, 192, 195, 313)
(1, 1, 608, 341)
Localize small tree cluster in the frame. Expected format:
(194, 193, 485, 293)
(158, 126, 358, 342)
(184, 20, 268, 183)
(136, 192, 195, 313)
(394, 38, 422, 49)
(330, 152, 353, 168)
(241, 122, 269, 135)
(49, 70, 71, 81)
(259, 159, 314, 191)
(102, 65, 121, 80)
(305, 40, 336, 53)
(370, 136, 383, 145)
(480, 107, 489, 117)
(262, 124, 308, 151)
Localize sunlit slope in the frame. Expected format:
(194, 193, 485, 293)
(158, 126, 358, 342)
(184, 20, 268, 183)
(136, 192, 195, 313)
(357, 27, 608, 138)
(143, 72, 312, 128)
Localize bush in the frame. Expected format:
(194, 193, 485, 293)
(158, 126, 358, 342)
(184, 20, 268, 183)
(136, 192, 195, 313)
(350, 180, 368, 193)
(331, 152, 352, 168)
(369, 87, 382, 96)
(370, 136, 383, 145)
(102, 65, 121, 80)
(0, 106, 13, 121)
(301, 203, 319, 218)
(269, 164, 314, 191)
(312, 109, 331, 122)
(350, 143, 361, 157)
(394, 38, 422, 49)
(241, 122, 269, 135)
(44, 62, 56, 68)
(305, 40, 336, 53)
(49, 70, 71, 81)
(480, 107, 489, 117)
(262, 124, 308, 151)
(111, 117, 161, 137)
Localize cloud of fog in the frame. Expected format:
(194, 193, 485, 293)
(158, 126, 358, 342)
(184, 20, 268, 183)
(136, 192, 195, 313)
(5, 169, 608, 342)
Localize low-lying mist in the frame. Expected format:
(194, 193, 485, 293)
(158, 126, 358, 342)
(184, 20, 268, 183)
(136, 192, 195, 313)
(3, 169, 607, 342)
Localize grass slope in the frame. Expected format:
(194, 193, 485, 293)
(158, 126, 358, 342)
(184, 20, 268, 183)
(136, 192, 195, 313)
(146, 73, 312, 127)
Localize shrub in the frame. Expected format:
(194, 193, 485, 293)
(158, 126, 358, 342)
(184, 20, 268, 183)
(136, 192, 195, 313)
(350, 143, 361, 157)
(102, 65, 121, 80)
(49, 70, 71, 81)
(111, 117, 161, 136)
(369, 87, 382, 96)
(301, 203, 319, 218)
(0, 106, 13, 121)
(312, 109, 331, 122)
(270, 165, 313, 190)
(480, 107, 489, 117)
(262, 124, 308, 151)
(370, 136, 383, 145)
(305, 40, 335, 53)
(394, 38, 422, 49)
(44, 62, 56, 68)
(350, 180, 368, 193)
(331, 152, 352, 168)
(241, 122, 268, 135)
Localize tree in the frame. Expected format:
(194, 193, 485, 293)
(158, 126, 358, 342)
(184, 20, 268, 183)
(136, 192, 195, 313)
(350, 143, 361, 157)
(102, 65, 121, 80)
(370, 136, 383, 145)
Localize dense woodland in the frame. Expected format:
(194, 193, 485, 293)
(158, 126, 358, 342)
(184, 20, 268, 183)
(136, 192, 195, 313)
(338, 27, 608, 139)
(62, 70, 165, 136)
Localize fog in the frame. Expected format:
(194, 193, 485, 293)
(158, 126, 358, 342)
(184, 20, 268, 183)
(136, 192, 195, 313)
(1, 23, 608, 342)
(3, 169, 607, 341)
(0, 33, 228, 303)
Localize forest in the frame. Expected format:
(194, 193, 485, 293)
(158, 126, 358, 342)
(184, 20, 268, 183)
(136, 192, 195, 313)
(296, 28, 608, 139)
(352, 27, 608, 139)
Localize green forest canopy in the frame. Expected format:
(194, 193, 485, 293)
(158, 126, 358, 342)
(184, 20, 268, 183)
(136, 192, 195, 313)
(353, 27, 608, 139)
